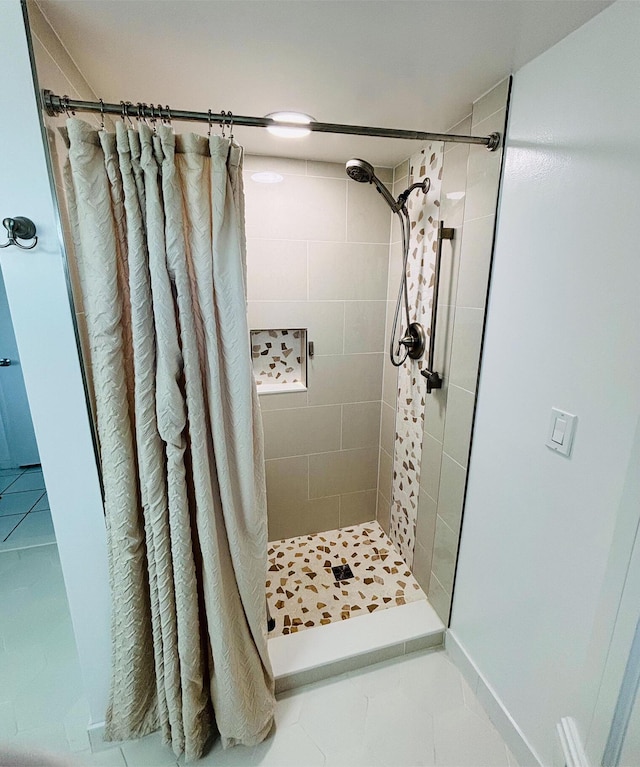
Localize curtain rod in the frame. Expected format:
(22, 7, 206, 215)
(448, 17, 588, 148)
(42, 90, 501, 152)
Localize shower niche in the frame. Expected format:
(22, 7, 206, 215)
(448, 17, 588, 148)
(250, 328, 307, 393)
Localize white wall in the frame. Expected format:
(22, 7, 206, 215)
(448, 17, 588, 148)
(450, 2, 640, 765)
(0, 0, 110, 725)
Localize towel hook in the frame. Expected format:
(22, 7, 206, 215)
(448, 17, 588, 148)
(1, 217, 38, 250)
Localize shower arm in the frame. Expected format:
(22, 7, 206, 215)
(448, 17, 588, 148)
(421, 220, 454, 394)
(41, 90, 502, 151)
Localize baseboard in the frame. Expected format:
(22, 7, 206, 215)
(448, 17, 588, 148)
(556, 717, 590, 767)
(446, 630, 544, 767)
(87, 721, 111, 753)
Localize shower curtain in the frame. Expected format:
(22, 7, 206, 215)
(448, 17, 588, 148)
(63, 118, 274, 760)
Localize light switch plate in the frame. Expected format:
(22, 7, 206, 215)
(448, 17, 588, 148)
(546, 408, 577, 456)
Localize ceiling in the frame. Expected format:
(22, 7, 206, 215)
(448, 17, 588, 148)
(35, 0, 611, 167)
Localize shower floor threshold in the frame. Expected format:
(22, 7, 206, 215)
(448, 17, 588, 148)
(268, 598, 444, 693)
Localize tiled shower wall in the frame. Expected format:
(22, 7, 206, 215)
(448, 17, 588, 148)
(243, 156, 393, 541)
(406, 80, 510, 622)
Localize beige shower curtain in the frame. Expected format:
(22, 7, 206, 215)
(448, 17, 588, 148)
(63, 118, 274, 760)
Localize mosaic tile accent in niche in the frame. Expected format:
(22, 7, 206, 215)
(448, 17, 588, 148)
(266, 521, 426, 636)
(251, 328, 306, 390)
(389, 143, 444, 566)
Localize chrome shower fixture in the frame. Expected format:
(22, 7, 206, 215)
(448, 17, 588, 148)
(345, 158, 402, 213)
(345, 158, 430, 214)
(345, 157, 432, 367)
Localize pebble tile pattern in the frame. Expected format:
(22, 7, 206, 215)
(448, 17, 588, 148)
(266, 521, 425, 636)
(390, 143, 444, 565)
(251, 328, 304, 387)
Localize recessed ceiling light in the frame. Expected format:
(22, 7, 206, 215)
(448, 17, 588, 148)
(251, 171, 284, 184)
(265, 111, 315, 138)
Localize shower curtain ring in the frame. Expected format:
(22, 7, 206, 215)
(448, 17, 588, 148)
(164, 105, 172, 128)
(220, 110, 227, 138)
(99, 99, 105, 130)
(227, 111, 234, 141)
(121, 101, 133, 127)
(208, 109, 213, 137)
(150, 104, 158, 134)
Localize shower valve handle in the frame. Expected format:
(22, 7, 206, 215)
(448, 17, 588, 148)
(421, 368, 443, 394)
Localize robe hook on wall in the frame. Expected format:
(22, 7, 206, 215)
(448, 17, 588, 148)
(0, 217, 38, 250)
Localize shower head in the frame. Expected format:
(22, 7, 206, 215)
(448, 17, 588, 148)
(345, 158, 401, 213)
(345, 158, 375, 184)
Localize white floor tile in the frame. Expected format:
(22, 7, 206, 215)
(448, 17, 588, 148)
(0, 644, 48, 701)
(11, 657, 85, 731)
(0, 700, 17, 739)
(77, 746, 127, 766)
(0, 490, 44, 517)
(364, 689, 435, 766)
(0, 514, 22, 542)
(33, 492, 50, 512)
(7, 722, 71, 756)
(195, 738, 258, 767)
(298, 677, 368, 758)
(119, 731, 179, 767)
(274, 691, 304, 729)
(252, 723, 325, 766)
(4, 471, 46, 494)
(461, 675, 492, 722)
(0, 539, 514, 767)
(0, 472, 22, 493)
(433, 707, 510, 767)
(323, 745, 381, 766)
(1, 510, 56, 550)
(63, 698, 92, 752)
(397, 651, 466, 715)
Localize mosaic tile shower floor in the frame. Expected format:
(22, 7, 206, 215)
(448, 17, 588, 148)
(266, 521, 426, 636)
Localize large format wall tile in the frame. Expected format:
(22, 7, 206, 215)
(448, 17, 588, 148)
(431, 515, 458, 594)
(309, 447, 378, 498)
(437, 454, 467, 533)
(339, 489, 378, 527)
(245, 175, 347, 241)
(343, 301, 387, 354)
(308, 243, 389, 300)
(262, 406, 342, 459)
(246, 239, 307, 301)
(246, 155, 390, 541)
(347, 178, 393, 244)
(442, 384, 475, 468)
(448, 307, 485, 392)
(341, 402, 382, 450)
(455, 215, 495, 309)
(307, 353, 383, 405)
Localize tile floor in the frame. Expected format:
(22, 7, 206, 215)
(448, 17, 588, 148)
(267, 522, 425, 636)
(0, 467, 55, 551)
(0, 544, 517, 766)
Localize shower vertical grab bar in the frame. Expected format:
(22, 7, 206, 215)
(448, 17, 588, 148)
(421, 221, 454, 394)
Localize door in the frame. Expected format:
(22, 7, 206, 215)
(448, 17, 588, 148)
(0, 265, 40, 468)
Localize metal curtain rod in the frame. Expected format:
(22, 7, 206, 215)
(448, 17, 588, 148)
(42, 90, 501, 151)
